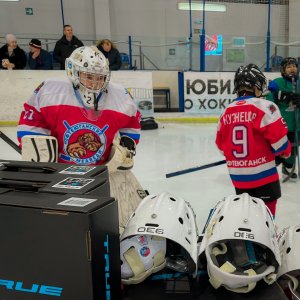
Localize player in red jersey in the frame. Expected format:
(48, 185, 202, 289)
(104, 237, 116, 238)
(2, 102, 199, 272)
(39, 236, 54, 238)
(17, 45, 141, 167)
(216, 64, 291, 216)
(17, 46, 143, 231)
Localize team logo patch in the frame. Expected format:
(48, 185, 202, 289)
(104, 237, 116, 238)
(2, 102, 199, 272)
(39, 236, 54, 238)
(60, 121, 109, 165)
(140, 246, 150, 257)
(67, 61, 72, 69)
(34, 81, 45, 93)
(236, 100, 246, 105)
(137, 235, 148, 246)
(269, 104, 277, 114)
(125, 88, 134, 100)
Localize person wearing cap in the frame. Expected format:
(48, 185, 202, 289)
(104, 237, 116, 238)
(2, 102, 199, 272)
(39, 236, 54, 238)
(28, 39, 53, 70)
(0, 34, 27, 70)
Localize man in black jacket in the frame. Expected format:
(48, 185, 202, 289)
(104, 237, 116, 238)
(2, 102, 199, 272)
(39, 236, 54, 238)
(53, 25, 84, 70)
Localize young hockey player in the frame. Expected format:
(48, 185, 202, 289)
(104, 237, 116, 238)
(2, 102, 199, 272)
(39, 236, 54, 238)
(267, 57, 300, 179)
(17, 45, 143, 231)
(216, 64, 291, 216)
(17, 45, 140, 166)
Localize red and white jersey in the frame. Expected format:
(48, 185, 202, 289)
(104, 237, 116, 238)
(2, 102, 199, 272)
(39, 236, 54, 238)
(216, 95, 291, 189)
(17, 78, 141, 165)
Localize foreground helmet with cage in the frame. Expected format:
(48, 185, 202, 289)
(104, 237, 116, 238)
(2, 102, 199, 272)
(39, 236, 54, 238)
(233, 64, 267, 96)
(65, 46, 110, 111)
(280, 57, 298, 79)
(199, 193, 280, 293)
(120, 192, 199, 284)
(277, 225, 300, 300)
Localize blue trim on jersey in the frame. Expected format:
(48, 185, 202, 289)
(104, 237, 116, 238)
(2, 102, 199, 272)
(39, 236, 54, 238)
(235, 95, 254, 101)
(268, 80, 279, 92)
(120, 132, 140, 141)
(272, 140, 289, 155)
(230, 167, 278, 182)
(17, 131, 47, 139)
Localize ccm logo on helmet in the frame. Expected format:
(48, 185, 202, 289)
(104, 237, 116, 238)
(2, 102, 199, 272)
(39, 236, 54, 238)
(137, 227, 164, 235)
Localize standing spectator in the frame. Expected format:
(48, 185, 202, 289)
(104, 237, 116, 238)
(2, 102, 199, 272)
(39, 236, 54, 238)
(53, 25, 83, 70)
(0, 34, 26, 70)
(215, 64, 291, 216)
(97, 39, 122, 70)
(28, 39, 53, 70)
(266, 57, 300, 179)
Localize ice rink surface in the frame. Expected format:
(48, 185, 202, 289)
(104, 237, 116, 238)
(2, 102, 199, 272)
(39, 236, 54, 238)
(1, 123, 299, 232)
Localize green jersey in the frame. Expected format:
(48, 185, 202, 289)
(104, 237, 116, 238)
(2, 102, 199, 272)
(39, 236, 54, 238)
(266, 77, 300, 132)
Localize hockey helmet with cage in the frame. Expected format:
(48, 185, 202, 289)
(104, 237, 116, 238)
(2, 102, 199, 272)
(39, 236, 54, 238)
(280, 57, 298, 79)
(199, 193, 280, 293)
(277, 225, 300, 300)
(233, 64, 267, 96)
(120, 234, 167, 285)
(120, 192, 199, 284)
(65, 46, 110, 110)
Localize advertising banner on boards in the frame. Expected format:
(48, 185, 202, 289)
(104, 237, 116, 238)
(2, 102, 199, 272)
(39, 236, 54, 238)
(183, 72, 280, 116)
(111, 71, 154, 118)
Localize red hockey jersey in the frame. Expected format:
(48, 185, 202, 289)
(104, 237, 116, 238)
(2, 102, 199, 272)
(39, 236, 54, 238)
(216, 96, 291, 189)
(17, 78, 141, 165)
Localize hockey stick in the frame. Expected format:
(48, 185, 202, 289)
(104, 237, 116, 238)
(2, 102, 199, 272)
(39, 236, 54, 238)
(165, 159, 226, 178)
(282, 76, 300, 182)
(295, 69, 300, 179)
(0, 130, 21, 155)
(296, 108, 300, 178)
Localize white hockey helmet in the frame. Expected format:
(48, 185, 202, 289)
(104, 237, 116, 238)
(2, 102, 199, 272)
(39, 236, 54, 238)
(277, 225, 300, 300)
(65, 46, 110, 110)
(200, 193, 280, 293)
(120, 234, 167, 285)
(121, 192, 199, 277)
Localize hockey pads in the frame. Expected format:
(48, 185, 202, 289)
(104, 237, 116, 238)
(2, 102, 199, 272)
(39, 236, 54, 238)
(22, 135, 58, 162)
(106, 136, 136, 173)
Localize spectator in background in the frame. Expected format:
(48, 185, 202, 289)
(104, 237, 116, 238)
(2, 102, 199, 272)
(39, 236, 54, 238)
(0, 34, 26, 70)
(28, 39, 53, 70)
(97, 39, 122, 70)
(53, 25, 83, 70)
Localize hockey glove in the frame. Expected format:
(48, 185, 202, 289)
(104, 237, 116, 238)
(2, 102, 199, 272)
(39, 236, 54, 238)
(106, 136, 136, 173)
(22, 135, 58, 163)
(275, 156, 284, 166)
(277, 91, 300, 107)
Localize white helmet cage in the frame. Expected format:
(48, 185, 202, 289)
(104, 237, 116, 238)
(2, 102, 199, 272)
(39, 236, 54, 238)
(200, 193, 280, 293)
(121, 192, 199, 277)
(120, 234, 167, 285)
(66, 46, 110, 110)
(277, 225, 300, 300)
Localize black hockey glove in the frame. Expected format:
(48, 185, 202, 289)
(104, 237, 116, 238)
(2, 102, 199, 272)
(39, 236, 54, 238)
(290, 93, 300, 107)
(278, 91, 300, 107)
(275, 156, 284, 166)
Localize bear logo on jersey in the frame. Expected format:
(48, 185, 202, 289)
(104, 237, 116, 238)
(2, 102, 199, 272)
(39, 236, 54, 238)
(268, 104, 277, 114)
(61, 120, 108, 165)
